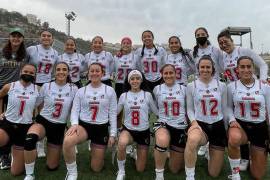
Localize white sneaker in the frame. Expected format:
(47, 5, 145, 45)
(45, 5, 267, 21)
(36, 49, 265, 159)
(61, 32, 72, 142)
(116, 171, 125, 180)
(239, 159, 249, 171)
(198, 142, 208, 156)
(126, 145, 132, 154)
(204, 147, 209, 161)
(228, 173, 241, 180)
(65, 172, 78, 180)
(129, 147, 137, 161)
(37, 140, 46, 158)
(24, 175, 35, 180)
(88, 140, 91, 151)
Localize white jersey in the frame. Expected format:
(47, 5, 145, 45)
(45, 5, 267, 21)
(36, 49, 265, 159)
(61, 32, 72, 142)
(227, 80, 270, 123)
(186, 79, 227, 124)
(27, 44, 59, 83)
(39, 82, 78, 124)
(58, 53, 87, 83)
(5, 81, 39, 124)
(221, 46, 268, 82)
(114, 52, 136, 84)
(153, 83, 188, 129)
(135, 46, 167, 82)
(85, 51, 114, 81)
(71, 83, 117, 137)
(117, 90, 158, 131)
(166, 52, 195, 85)
(192, 45, 223, 78)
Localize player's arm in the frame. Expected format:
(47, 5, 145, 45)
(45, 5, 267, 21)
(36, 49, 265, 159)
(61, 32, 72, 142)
(220, 83, 228, 122)
(117, 93, 125, 115)
(147, 92, 158, 117)
(108, 88, 117, 138)
(0, 84, 11, 99)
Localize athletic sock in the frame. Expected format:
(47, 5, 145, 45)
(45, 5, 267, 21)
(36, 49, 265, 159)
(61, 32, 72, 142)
(155, 168, 164, 179)
(228, 157, 240, 175)
(25, 161, 35, 175)
(66, 161, 77, 175)
(117, 159, 126, 173)
(185, 166, 195, 177)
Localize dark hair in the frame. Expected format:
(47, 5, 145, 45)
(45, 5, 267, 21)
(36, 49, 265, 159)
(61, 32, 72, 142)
(197, 55, 216, 76)
(54, 61, 71, 83)
(92, 36, 104, 43)
(21, 63, 37, 72)
(217, 30, 233, 41)
(168, 36, 193, 63)
(65, 37, 77, 53)
(193, 27, 210, 58)
(40, 29, 53, 37)
(237, 56, 254, 67)
(123, 70, 151, 93)
(2, 38, 26, 62)
(141, 30, 158, 57)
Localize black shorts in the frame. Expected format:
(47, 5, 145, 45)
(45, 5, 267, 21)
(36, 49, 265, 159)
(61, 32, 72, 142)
(122, 125, 150, 146)
(146, 78, 162, 92)
(79, 120, 109, 146)
(73, 80, 83, 88)
(237, 119, 268, 149)
(197, 120, 227, 149)
(166, 124, 186, 150)
(0, 118, 32, 147)
(36, 115, 66, 145)
(115, 83, 124, 98)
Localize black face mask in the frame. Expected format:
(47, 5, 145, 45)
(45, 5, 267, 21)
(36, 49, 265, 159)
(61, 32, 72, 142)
(20, 74, 35, 83)
(196, 37, 208, 46)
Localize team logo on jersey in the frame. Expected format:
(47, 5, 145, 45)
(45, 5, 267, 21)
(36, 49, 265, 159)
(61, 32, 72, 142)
(134, 102, 137, 105)
(58, 94, 61, 98)
(176, 91, 180, 95)
(45, 56, 48, 58)
(59, 89, 62, 92)
(22, 92, 25, 95)
(169, 93, 172, 96)
(93, 97, 96, 100)
(246, 93, 250, 96)
(206, 90, 210, 94)
(66, 93, 70, 97)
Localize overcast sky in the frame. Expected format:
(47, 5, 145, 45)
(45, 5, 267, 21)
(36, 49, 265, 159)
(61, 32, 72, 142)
(1, 0, 269, 53)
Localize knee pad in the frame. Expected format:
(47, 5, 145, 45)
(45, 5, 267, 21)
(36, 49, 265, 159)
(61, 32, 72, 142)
(155, 144, 167, 152)
(24, 133, 39, 151)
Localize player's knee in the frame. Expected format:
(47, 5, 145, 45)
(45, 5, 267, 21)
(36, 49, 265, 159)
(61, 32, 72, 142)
(117, 139, 128, 151)
(24, 133, 39, 151)
(63, 137, 75, 149)
(228, 133, 241, 147)
(186, 134, 201, 149)
(156, 135, 169, 147)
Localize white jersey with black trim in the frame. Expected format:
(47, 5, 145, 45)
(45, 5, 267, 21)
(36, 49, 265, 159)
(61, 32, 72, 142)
(166, 52, 195, 85)
(153, 83, 188, 129)
(221, 46, 268, 82)
(114, 52, 136, 84)
(227, 80, 270, 123)
(71, 83, 117, 137)
(58, 53, 87, 83)
(192, 45, 223, 78)
(5, 81, 39, 124)
(27, 44, 59, 83)
(85, 51, 114, 81)
(117, 90, 158, 131)
(39, 82, 78, 124)
(135, 46, 167, 82)
(186, 78, 227, 124)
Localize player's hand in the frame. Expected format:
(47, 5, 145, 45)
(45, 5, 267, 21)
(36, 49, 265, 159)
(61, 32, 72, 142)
(107, 136, 115, 148)
(188, 120, 202, 134)
(0, 113, 4, 120)
(229, 121, 241, 129)
(66, 125, 79, 136)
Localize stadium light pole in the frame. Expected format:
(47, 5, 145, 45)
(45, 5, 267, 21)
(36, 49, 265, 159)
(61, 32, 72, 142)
(65, 11, 76, 36)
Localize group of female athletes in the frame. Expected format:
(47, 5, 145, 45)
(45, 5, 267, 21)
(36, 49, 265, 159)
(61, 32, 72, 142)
(0, 26, 269, 180)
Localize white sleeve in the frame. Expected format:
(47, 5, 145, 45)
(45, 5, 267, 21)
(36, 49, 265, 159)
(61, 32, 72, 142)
(186, 83, 196, 122)
(80, 54, 88, 73)
(134, 48, 143, 71)
(220, 83, 228, 122)
(153, 85, 159, 104)
(70, 90, 81, 125)
(160, 47, 167, 67)
(227, 83, 236, 123)
(54, 50, 59, 62)
(117, 93, 125, 115)
(241, 48, 268, 80)
(108, 87, 117, 137)
(36, 84, 46, 106)
(147, 92, 158, 116)
(26, 46, 36, 63)
(263, 83, 270, 122)
(107, 52, 114, 75)
(216, 48, 225, 73)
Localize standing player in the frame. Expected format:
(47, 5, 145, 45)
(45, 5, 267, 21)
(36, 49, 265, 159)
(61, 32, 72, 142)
(63, 63, 117, 180)
(0, 64, 39, 176)
(184, 55, 227, 180)
(27, 29, 59, 157)
(23, 62, 78, 180)
(0, 27, 28, 170)
(135, 30, 167, 91)
(192, 27, 224, 156)
(59, 38, 87, 88)
(227, 56, 270, 180)
(217, 30, 268, 171)
(85, 36, 114, 86)
(153, 64, 188, 180)
(116, 70, 158, 180)
(166, 36, 195, 85)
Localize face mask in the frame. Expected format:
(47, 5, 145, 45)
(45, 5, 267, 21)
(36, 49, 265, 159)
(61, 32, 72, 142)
(20, 74, 35, 83)
(196, 37, 208, 46)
